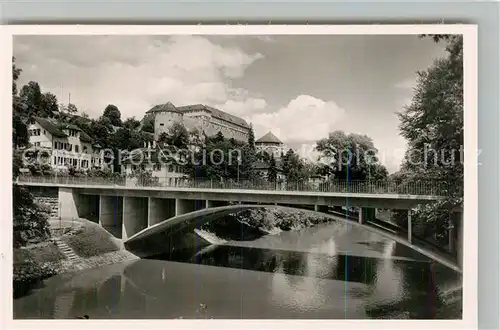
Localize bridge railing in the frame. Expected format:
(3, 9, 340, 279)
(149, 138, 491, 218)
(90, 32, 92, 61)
(16, 175, 450, 196)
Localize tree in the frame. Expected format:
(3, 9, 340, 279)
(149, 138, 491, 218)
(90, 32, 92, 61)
(12, 59, 29, 149)
(12, 57, 22, 96)
(248, 124, 256, 150)
(141, 115, 154, 133)
(393, 35, 464, 246)
(66, 103, 78, 114)
(40, 92, 59, 116)
(214, 131, 225, 144)
(282, 149, 306, 183)
(315, 130, 388, 181)
(123, 117, 141, 131)
(11, 61, 50, 247)
(20, 81, 42, 117)
(267, 154, 278, 183)
(168, 122, 190, 149)
(157, 132, 169, 147)
(103, 104, 122, 126)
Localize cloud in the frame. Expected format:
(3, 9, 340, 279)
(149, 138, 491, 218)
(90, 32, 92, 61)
(14, 35, 264, 119)
(394, 78, 417, 90)
(249, 94, 346, 143)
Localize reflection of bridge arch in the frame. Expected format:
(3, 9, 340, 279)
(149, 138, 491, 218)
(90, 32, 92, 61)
(123, 204, 461, 273)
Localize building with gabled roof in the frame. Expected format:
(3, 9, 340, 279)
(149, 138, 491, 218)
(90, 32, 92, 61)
(26, 116, 106, 171)
(146, 102, 250, 142)
(255, 131, 286, 159)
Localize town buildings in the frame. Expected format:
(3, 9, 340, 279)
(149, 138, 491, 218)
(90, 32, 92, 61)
(26, 116, 105, 171)
(146, 102, 250, 143)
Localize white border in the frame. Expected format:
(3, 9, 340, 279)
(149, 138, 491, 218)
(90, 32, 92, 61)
(0, 24, 478, 330)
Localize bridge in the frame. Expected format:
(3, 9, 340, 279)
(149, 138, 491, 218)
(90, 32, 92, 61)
(16, 176, 462, 270)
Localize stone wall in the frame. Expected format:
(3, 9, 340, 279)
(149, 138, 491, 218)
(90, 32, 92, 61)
(33, 196, 58, 219)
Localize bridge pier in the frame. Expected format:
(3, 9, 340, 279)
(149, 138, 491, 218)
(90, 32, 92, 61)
(175, 198, 199, 216)
(314, 204, 329, 213)
(205, 200, 230, 208)
(358, 207, 376, 224)
(123, 196, 148, 240)
(99, 195, 123, 238)
(57, 187, 80, 219)
(78, 194, 100, 223)
(148, 197, 175, 227)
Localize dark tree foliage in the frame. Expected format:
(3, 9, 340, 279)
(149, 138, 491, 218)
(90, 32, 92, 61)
(393, 35, 464, 246)
(103, 104, 122, 127)
(267, 154, 278, 183)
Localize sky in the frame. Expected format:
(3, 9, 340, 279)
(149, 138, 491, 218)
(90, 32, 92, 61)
(14, 34, 447, 173)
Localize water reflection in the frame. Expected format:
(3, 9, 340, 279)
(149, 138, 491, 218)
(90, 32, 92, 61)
(14, 218, 462, 319)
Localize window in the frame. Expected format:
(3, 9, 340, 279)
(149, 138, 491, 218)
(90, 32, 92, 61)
(43, 130, 46, 134)
(75, 145, 79, 153)
(53, 156, 57, 165)
(37, 129, 41, 136)
(159, 123, 164, 126)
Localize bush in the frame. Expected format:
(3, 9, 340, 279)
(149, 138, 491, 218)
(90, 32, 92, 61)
(13, 185, 51, 247)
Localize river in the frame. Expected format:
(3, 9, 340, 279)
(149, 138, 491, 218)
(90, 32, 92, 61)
(13, 214, 462, 319)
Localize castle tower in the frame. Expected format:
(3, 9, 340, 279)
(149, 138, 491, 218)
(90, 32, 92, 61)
(146, 102, 184, 141)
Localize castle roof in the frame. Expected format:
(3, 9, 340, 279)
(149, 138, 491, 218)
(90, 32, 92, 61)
(146, 101, 181, 114)
(177, 104, 250, 129)
(146, 102, 250, 129)
(256, 131, 282, 144)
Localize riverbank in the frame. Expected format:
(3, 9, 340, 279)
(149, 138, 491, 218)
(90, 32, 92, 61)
(13, 218, 138, 298)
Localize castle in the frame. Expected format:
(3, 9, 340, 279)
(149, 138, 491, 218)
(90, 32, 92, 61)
(146, 102, 250, 143)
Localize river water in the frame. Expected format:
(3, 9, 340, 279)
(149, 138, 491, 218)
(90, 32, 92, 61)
(13, 216, 462, 319)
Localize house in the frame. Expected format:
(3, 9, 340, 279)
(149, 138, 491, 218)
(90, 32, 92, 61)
(121, 143, 190, 186)
(25, 116, 105, 171)
(254, 160, 285, 183)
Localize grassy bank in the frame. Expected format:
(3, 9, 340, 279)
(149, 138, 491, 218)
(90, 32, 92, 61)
(13, 218, 135, 299)
(13, 242, 65, 298)
(58, 220, 122, 258)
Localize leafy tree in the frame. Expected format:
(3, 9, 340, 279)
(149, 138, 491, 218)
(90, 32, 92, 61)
(157, 132, 169, 147)
(315, 130, 388, 181)
(103, 104, 122, 126)
(267, 154, 278, 183)
(12, 57, 22, 96)
(20, 81, 43, 117)
(11, 61, 50, 247)
(40, 92, 59, 115)
(248, 124, 256, 150)
(12, 115, 29, 149)
(282, 149, 306, 183)
(141, 115, 154, 133)
(66, 103, 78, 114)
(393, 35, 463, 246)
(123, 117, 141, 131)
(167, 122, 190, 149)
(214, 131, 225, 144)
